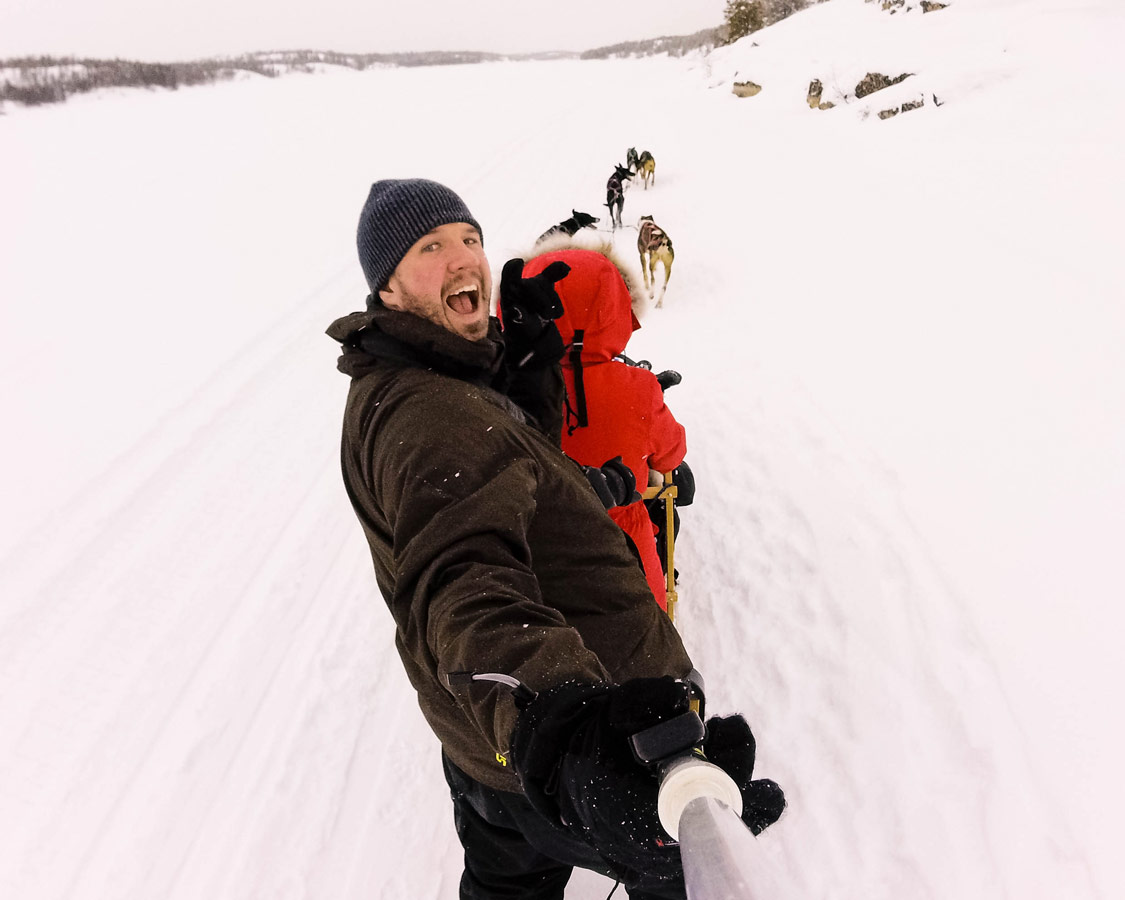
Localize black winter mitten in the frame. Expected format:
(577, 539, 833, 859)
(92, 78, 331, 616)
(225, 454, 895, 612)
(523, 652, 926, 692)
(601, 456, 642, 506)
(583, 456, 642, 509)
(671, 460, 695, 507)
(656, 369, 682, 391)
(583, 466, 619, 510)
(510, 678, 693, 881)
(703, 715, 786, 835)
(499, 258, 570, 368)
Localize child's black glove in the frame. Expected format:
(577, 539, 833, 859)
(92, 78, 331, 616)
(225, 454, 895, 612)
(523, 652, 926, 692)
(583, 456, 641, 509)
(671, 460, 695, 507)
(499, 258, 570, 368)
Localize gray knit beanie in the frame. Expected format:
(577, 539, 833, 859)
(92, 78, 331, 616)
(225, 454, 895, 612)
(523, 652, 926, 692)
(356, 178, 483, 299)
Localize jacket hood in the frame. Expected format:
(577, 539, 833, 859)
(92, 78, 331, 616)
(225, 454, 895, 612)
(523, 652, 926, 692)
(326, 305, 505, 381)
(521, 240, 646, 364)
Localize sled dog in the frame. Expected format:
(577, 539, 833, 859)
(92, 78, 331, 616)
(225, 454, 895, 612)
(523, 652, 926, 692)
(627, 147, 656, 190)
(637, 215, 674, 306)
(605, 165, 634, 230)
(537, 210, 600, 244)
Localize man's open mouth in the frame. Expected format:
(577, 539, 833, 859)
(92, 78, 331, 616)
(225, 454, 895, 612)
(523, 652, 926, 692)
(446, 285, 480, 315)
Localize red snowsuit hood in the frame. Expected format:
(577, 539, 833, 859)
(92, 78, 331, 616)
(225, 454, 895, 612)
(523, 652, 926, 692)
(522, 248, 641, 364)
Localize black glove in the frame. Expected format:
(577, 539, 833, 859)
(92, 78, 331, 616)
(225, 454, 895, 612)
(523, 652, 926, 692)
(655, 369, 682, 391)
(703, 715, 786, 835)
(499, 258, 570, 368)
(583, 456, 641, 509)
(671, 460, 695, 507)
(511, 678, 693, 881)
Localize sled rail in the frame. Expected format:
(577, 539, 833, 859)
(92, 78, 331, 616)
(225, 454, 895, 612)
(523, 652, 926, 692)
(641, 471, 678, 621)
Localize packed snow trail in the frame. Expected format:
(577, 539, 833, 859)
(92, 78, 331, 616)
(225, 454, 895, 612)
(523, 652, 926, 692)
(2, 3, 1122, 897)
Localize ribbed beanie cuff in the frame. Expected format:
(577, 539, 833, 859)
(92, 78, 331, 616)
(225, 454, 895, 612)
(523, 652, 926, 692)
(356, 179, 482, 299)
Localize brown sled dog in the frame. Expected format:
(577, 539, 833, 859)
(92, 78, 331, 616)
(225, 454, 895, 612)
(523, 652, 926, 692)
(637, 216, 674, 306)
(636, 151, 655, 189)
(627, 147, 656, 189)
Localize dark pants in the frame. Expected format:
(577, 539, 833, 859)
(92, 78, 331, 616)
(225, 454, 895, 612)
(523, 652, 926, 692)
(442, 753, 686, 900)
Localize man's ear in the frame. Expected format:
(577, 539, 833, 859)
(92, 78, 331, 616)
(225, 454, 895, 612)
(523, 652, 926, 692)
(377, 284, 398, 309)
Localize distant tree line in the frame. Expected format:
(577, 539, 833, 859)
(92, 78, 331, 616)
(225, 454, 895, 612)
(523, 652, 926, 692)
(0, 49, 506, 107)
(0, 56, 277, 106)
(250, 49, 505, 69)
(580, 28, 725, 60)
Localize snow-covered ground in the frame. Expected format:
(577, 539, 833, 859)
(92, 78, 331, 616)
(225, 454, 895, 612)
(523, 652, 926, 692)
(2, 0, 1122, 897)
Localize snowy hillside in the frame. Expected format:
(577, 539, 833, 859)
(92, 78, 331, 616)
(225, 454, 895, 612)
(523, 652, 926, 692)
(1, 0, 1122, 897)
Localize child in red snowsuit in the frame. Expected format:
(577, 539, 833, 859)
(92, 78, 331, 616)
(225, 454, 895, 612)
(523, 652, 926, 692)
(522, 247, 685, 610)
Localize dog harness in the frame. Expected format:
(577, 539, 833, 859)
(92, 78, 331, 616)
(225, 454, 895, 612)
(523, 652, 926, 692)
(638, 220, 668, 252)
(606, 175, 624, 204)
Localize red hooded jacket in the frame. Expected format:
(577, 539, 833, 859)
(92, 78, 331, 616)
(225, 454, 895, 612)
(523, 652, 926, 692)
(523, 248, 686, 609)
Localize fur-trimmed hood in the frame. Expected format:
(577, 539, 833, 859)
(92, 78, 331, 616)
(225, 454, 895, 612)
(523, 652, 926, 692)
(521, 237, 648, 364)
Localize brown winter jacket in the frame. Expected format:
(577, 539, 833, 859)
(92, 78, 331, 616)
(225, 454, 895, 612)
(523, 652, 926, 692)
(326, 305, 694, 794)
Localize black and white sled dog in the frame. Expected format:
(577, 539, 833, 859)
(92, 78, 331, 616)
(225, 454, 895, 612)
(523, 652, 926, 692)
(536, 209, 600, 244)
(605, 164, 634, 230)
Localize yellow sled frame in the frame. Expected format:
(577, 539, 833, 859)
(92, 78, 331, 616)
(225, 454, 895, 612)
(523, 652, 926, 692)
(641, 472, 678, 622)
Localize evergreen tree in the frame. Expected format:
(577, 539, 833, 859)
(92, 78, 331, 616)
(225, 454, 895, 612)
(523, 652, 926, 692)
(723, 0, 765, 44)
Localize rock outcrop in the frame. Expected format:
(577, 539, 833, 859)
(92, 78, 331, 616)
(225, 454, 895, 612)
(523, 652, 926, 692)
(732, 81, 763, 97)
(807, 79, 823, 108)
(877, 96, 925, 120)
(855, 71, 913, 98)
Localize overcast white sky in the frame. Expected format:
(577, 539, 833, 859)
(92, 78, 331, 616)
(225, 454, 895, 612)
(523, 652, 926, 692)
(0, 0, 729, 60)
